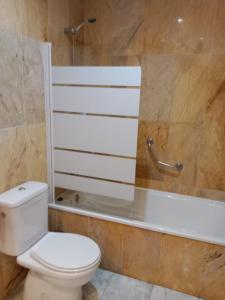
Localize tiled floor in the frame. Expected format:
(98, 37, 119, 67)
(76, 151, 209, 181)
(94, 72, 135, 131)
(7, 269, 204, 300)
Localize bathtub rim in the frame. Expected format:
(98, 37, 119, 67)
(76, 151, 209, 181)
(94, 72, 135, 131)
(49, 187, 225, 247)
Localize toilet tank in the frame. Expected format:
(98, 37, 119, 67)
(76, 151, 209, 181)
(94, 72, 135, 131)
(0, 181, 48, 256)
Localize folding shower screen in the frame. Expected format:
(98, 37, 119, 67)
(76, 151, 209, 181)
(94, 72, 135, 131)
(51, 66, 141, 201)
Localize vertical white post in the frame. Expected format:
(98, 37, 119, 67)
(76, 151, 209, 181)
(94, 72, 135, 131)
(40, 42, 55, 203)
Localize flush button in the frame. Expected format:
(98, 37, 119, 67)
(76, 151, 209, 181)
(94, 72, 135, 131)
(18, 187, 26, 191)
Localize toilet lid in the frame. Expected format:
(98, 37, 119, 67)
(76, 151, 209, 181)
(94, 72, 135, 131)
(30, 232, 101, 273)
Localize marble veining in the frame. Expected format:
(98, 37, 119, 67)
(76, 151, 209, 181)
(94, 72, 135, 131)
(22, 36, 45, 125)
(49, 0, 225, 201)
(0, 30, 47, 300)
(49, 209, 225, 300)
(6, 269, 203, 300)
(72, 0, 225, 201)
(0, 31, 23, 129)
(48, 0, 84, 66)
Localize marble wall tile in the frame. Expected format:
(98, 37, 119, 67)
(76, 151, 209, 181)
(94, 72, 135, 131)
(158, 234, 206, 296)
(48, 0, 84, 66)
(0, 0, 47, 41)
(48, 209, 61, 232)
(0, 268, 3, 300)
(22, 37, 45, 125)
(25, 123, 47, 182)
(196, 55, 225, 191)
(52, 46, 73, 66)
(48, 0, 83, 47)
(0, 254, 15, 271)
(0, 31, 23, 129)
(21, 0, 48, 41)
(49, 209, 89, 236)
(0, 3, 47, 295)
(199, 244, 225, 300)
(1, 259, 27, 299)
(111, 55, 141, 66)
(211, 0, 225, 54)
(83, 0, 112, 65)
(140, 55, 176, 122)
(140, 54, 210, 125)
(143, 0, 215, 54)
(136, 121, 200, 187)
(80, 0, 225, 201)
(0, 126, 27, 194)
(111, 0, 144, 56)
(0, 0, 24, 33)
(52, 45, 84, 66)
(121, 225, 161, 284)
(88, 218, 123, 273)
(199, 188, 225, 203)
(169, 54, 210, 125)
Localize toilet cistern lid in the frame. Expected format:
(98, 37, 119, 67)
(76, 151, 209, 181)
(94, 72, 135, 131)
(30, 232, 101, 273)
(0, 181, 48, 208)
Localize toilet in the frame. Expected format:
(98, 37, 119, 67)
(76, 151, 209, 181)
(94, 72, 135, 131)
(0, 181, 101, 300)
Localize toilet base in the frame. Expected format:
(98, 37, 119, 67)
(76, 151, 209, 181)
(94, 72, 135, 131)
(23, 271, 82, 300)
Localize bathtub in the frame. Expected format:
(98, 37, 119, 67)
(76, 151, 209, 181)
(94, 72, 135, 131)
(49, 188, 225, 247)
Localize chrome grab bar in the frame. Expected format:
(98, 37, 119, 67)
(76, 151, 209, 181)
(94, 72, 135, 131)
(147, 137, 183, 172)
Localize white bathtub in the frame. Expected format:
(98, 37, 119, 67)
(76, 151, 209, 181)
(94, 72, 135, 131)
(49, 188, 225, 247)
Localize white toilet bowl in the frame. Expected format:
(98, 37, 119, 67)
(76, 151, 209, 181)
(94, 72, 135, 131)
(17, 232, 101, 300)
(0, 182, 101, 300)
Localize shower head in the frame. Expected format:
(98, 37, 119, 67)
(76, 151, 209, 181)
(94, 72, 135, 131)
(64, 18, 96, 35)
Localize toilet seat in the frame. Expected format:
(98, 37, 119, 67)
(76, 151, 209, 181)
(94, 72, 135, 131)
(30, 232, 101, 273)
(17, 232, 101, 280)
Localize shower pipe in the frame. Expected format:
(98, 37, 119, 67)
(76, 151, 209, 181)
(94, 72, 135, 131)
(64, 18, 96, 65)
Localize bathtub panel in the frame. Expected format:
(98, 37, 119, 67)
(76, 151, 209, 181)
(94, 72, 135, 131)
(199, 243, 225, 300)
(49, 208, 225, 300)
(49, 209, 89, 237)
(88, 218, 123, 273)
(158, 234, 205, 296)
(121, 226, 161, 284)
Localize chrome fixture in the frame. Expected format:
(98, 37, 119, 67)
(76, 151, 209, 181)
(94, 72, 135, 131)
(64, 18, 96, 66)
(64, 18, 96, 35)
(147, 137, 183, 172)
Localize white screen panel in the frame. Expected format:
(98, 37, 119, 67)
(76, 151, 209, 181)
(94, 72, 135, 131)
(54, 149, 136, 183)
(55, 173, 135, 201)
(53, 86, 140, 117)
(52, 67, 141, 86)
(53, 113, 138, 157)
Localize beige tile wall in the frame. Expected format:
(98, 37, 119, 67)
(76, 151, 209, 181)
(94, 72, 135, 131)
(50, 0, 225, 200)
(0, 1, 48, 298)
(0, 0, 223, 298)
(49, 208, 225, 300)
(0, 0, 47, 41)
(80, 0, 225, 200)
(48, 0, 84, 66)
